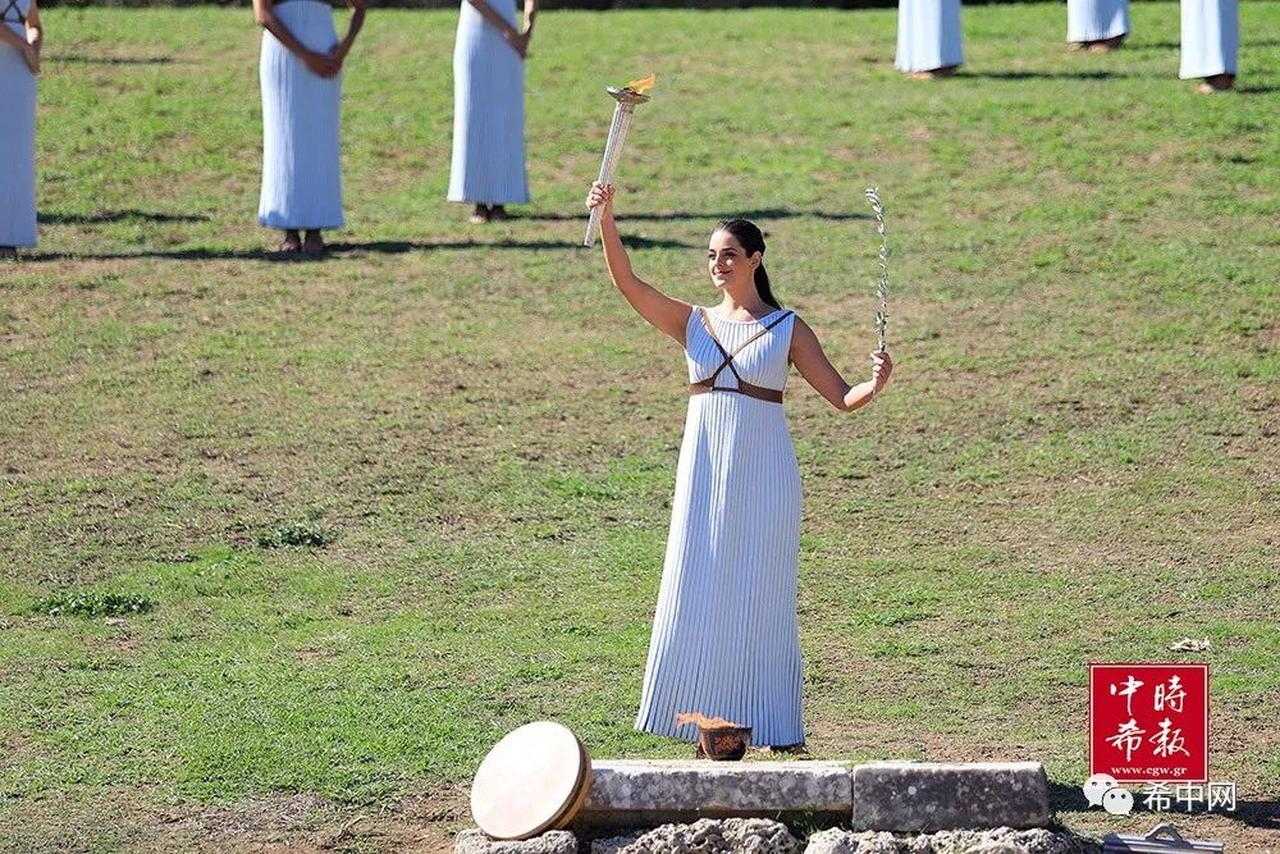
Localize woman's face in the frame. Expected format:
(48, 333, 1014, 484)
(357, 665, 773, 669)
(707, 230, 760, 291)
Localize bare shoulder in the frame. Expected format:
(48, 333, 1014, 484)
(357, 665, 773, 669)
(788, 314, 819, 347)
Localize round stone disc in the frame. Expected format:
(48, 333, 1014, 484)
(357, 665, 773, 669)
(551, 738, 593, 830)
(470, 721, 588, 840)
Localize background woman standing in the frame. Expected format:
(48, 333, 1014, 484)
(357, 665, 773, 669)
(448, 0, 534, 224)
(255, 0, 365, 255)
(1180, 0, 1238, 92)
(586, 182, 892, 749)
(895, 0, 963, 78)
(0, 0, 40, 259)
(1066, 0, 1129, 52)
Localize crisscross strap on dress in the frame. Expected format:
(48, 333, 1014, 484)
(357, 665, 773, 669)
(689, 307, 793, 404)
(0, 0, 25, 24)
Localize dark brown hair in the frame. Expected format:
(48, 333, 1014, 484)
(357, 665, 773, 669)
(714, 219, 781, 310)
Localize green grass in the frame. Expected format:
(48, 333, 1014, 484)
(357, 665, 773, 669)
(1, 4, 1278, 851)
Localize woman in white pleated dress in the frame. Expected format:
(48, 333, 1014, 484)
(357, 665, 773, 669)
(895, 0, 963, 78)
(254, 0, 365, 255)
(1066, 0, 1129, 52)
(448, 0, 534, 224)
(586, 182, 894, 749)
(1180, 0, 1238, 92)
(0, 0, 41, 259)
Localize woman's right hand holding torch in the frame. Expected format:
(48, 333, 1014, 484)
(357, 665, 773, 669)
(586, 181, 614, 218)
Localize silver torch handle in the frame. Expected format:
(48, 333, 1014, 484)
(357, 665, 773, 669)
(584, 102, 635, 248)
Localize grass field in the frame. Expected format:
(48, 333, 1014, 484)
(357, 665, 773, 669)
(1, 3, 1277, 851)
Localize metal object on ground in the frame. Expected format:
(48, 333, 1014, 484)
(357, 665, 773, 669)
(1103, 822, 1225, 852)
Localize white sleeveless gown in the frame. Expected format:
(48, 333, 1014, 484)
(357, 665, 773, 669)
(1180, 0, 1238, 79)
(635, 307, 805, 747)
(258, 0, 344, 229)
(447, 0, 529, 205)
(895, 0, 964, 73)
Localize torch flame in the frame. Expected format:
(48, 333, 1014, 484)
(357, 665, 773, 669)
(626, 73, 657, 94)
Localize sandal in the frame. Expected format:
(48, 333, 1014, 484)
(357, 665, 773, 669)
(1195, 74, 1234, 93)
(302, 230, 326, 256)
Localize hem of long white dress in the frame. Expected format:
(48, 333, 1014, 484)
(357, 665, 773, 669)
(894, 56, 964, 72)
(445, 191, 531, 205)
(1066, 25, 1128, 41)
(258, 215, 345, 229)
(635, 712, 804, 747)
(1179, 64, 1235, 79)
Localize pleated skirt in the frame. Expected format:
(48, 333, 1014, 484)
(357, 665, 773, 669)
(635, 393, 805, 747)
(1180, 0, 1239, 78)
(895, 0, 964, 73)
(258, 0, 344, 229)
(1067, 0, 1130, 42)
(447, 0, 529, 205)
(0, 24, 37, 247)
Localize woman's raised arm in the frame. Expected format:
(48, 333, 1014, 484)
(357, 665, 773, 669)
(790, 317, 892, 411)
(587, 182, 692, 346)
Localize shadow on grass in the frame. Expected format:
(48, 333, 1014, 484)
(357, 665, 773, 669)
(23, 235, 696, 262)
(1135, 40, 1280, 50)
(962, 70, 1128, 80)
(520, 209, 870, 223)
(49, 54, 175, 65)
(39, 210, 211, 225)
(1049, 780, 1280, 832)
(1236, 86, 1280, 95)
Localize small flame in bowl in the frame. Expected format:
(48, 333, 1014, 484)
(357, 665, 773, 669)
(626, 73, 657, 94)
(675, 712, 746, 729)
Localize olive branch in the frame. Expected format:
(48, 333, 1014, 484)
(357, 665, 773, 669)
(864, 187, 890, 353)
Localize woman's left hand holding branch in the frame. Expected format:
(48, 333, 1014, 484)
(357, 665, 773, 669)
(869, 349, 893, 396)
(790, 320, 895, 413)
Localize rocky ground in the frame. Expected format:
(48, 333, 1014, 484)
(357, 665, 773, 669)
(454, 819, 1103, 854)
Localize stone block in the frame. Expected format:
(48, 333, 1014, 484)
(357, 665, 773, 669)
(578, 760, 851, 825)
(849, 762, 1051, 832)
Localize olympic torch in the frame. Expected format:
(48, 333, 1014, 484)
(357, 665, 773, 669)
(583, 74, 656, 248)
